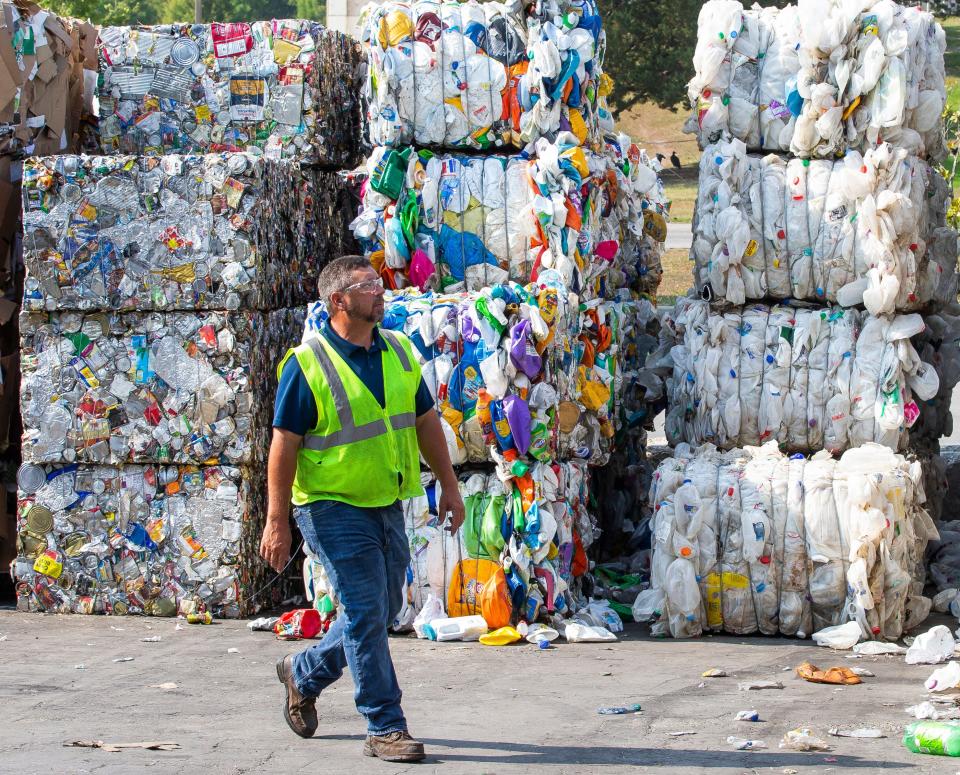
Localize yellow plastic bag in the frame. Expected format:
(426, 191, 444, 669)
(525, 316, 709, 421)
(447, 558, 499, 618)
(479, 626, 522, 646)
(580, 378, 611, 412)
(567, 110, 589, 144)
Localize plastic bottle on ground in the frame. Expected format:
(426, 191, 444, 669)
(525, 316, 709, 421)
(903, 720, 960, 756)
(422, 615, 488, 642)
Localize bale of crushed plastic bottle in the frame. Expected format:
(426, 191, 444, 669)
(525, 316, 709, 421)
(382, 462, 604, 632)
(21, 153, 358, 312)
(97, 20, 365, 166)
(639, 442, 937, 639)
(19, 307, 304, 466)
(687, 0, 947, 160)
(692, 139, 957, 315)
(659, 297, 954, 454)
(304, 282, 659, 469)
(351, 132, 667, 298)
(360, 0, 610, 150)
(12, 460, 293, 617)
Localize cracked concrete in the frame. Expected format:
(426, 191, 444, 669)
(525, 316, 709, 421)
(0, 610, 957, 774)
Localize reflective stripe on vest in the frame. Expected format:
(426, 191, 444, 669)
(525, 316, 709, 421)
(302, 331, 415, 452)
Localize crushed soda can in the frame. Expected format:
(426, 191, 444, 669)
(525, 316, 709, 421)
(97, 20, 365, 166)
(22, 153, 359, 312)
(20, 307, 304, 466)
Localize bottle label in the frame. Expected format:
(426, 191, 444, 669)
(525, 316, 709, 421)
(703, 572, 750, 628)
(915, 733, 945, 756)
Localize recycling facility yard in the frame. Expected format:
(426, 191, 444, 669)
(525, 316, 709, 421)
(2, 611, 959, 775)
(2, 0, 960, 771)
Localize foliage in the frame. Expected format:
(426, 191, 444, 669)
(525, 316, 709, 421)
(44, 0, 160, 26)
(293, 0, 325, 21)
(39, 0, 325, 25)
(598, 0, 791, 113)
(945, 107, 960, 230)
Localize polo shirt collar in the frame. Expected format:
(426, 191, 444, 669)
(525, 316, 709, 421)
(322, 321, 387, 355)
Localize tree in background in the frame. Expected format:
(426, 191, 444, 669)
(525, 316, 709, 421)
(156, 0, 303, 23)
(45, 0, 161, 25)
(293, 0, 326, 20)
(599, 0, 791, 113)
(43, 0, 326, 24)
(598, 0, 699, 113)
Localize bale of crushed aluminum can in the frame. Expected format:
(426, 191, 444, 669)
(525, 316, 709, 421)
(96, 20, 365, 167)
(12, 460, 294, 617)
(19, 307, 304, 466)
(21, 153, 358, 312)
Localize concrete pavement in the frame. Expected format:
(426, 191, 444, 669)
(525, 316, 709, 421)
(1, 611, 955, 774)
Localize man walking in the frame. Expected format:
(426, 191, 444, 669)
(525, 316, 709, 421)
(260, 255, 465, 762)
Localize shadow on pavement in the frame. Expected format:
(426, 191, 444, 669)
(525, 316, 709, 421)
(315, 736, 911, 769)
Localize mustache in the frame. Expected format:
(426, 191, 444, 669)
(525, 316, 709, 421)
(344, 301, 384, 323)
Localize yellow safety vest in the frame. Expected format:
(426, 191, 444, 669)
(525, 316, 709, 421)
(277, 329, 424, 508)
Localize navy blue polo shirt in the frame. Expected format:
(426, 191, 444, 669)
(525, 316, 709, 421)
(273, 323, 435, 436)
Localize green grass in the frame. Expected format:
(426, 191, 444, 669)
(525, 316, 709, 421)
(942, 18, 960, 194)
(664, 177, 698, 224)
(658, 249, 694, 304)
(944, 17, 960, 112)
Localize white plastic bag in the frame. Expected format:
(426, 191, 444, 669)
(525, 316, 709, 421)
(580, 600, 624, 633)
(812, 622, 863, 650)
(905, 625, 957, 665)
(925, 661, 960, 692)
(632, 588, 664, 622)
(563, 622, 618, 643)
(413, 593, 446, 640)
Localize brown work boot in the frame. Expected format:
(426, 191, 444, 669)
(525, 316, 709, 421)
(275, 655, 318, 738)
(363, 731, 426, 762)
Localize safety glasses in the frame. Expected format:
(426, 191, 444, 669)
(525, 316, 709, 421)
(340, 277, 384, 295)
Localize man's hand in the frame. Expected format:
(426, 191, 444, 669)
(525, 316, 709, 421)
(438, 482, 466, 534)
(416, 410, 465, 533)
(260, 517, 292, 572)
(262, 428, 302, 573)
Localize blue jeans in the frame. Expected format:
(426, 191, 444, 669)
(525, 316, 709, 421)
(292, 499, 410, 736)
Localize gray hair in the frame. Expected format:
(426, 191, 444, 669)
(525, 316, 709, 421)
(317, 255, 373, 309)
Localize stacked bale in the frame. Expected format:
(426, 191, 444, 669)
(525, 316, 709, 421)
(11, 17, 364, 617)
(640, 0, 958, 640)
(296, 0, 668, 639)
(0, 2, 98, 588)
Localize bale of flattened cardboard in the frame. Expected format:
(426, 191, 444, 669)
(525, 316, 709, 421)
(0, 1, 97, 158)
